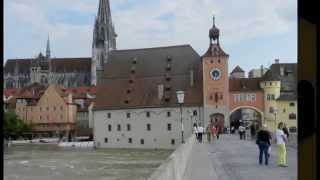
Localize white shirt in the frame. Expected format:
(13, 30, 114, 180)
(197, 126, 204, 133)
(276, 129, 286, 144)
(239, 126, 245, 132)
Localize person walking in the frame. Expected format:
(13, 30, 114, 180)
(216, 126, 220, 140)
(211, 125, 217, 143)
(256, 124, 272, 165)
(239, 124, 245, 140)
(206, 125, 211, 143)
(193, 123, 198, 141)
(276, 122, 288, 167)
(197, 124, 204, 143)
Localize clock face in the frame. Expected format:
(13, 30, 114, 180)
(210, 68, 221, 80)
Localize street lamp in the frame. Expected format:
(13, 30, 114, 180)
(176, 91, 185, 144)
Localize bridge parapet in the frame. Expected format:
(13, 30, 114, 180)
(148, 135, 196, 180)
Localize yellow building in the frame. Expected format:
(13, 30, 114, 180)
(260, 61, 297, 132)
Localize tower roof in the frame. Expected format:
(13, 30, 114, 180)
(231, 66, 245, 73)
(209, 15, 220, 42)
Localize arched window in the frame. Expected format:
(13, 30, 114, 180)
(289, 113, 297, 120)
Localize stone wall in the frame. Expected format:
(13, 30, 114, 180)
(148, 135, 196, 180)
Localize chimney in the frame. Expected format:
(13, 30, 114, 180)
(260, 65, 264, 77)
(190, 69, 194, 87)
(158, 84, 164, 100)
(275, 59, 279, 64)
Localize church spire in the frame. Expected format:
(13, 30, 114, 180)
(46, 34, 51, 59)
(97, 0, 111, 24)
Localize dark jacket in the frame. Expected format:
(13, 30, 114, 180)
(256, 129, 271, 145)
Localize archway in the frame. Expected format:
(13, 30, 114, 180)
(230, 106, 263, 131)
(210, 113, 225, 133)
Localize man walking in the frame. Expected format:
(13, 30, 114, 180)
(239, 124, 246, 140)
(193, 123, 198, 141)
(197, 124, 204, 143)
(256, 124, 272, 165)
(276, 122, 288, 167)
(211, 125, 217, 143)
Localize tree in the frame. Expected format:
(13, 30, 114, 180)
(3, 111, 33, 139)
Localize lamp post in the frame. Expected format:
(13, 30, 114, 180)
(176, 91, 185, 144)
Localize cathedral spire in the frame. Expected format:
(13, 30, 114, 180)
(46, 34, 51, 59)
(97, 0, 111, 24)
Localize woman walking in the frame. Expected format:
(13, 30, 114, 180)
(256, 124, 271, 165)
(276, 122, 288, 167)
(193, 123, 198, 141)
(211, 125, 217, 143)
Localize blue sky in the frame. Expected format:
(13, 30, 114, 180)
(4, 0, 297, 74)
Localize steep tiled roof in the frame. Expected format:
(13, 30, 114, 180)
(3, 88, 20, 97)
(262, 63, 297, 92)
(231, 66, 245, 73)
(4, 57, 91, 74)
(16, 83, 47, 99)
(229, 78, 262, 91)
(202, 43, 229, 57)
(95, 45, 203, 110)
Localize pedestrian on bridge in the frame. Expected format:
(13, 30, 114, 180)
(276, 122, 288, 167)
(197, 124, 204, 143)
(256, 124, 271, 165)
(193, 123, 198, 141)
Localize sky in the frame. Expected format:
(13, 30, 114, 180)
(4, 0, 297, 74)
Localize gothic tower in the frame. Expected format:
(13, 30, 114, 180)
(202, 16, 230, 130)
(92, 0, 117, 85)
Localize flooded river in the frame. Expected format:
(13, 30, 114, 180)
(4, 144, 173, 180)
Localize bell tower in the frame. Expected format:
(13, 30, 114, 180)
(202, 15, 229, 130)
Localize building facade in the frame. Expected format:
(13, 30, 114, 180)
(3, 0, 116, 88)
(93, 15, 297, 149)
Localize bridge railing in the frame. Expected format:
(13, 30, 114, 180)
(148, 135, 196, 180)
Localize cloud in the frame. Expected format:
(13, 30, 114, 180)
(4, 0, 296, 66)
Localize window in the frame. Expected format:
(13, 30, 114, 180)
(127, 124, 131, 131)
(167, 123, 172, 131)
(124, 100, 129, 104)
(167, 111, 171, 117)
(40, 116, 42, 120)
(40, 107, 42, 111)
(128, 138, 132, 144)
(193, 110, 197, 116)
(60, 106, 63, 111)
(270, 82, 272, 86)
(116, 138, 120, 142)
(289, 113, 297, 120)
(53, 106, 56, 111)
(146, 112, 150, 117)
(218, 59, 221, 63)
(140, 139, 144, 145)
(108, 124, 112, 131)
(104, 138, 108, 143)
(171, 139, 175, 145)
(210, 60, 213, 64)
(283, 109, 286, 113)
(117, 124, 121, 131)
(60, 115, 63, 119)
(126, 113, 130, 118)
(147, 124, 151, 131)
(127, 90, 131, 94)
(289, 102, 295, 107)
(47, 107, 49, 111)
(107, 113, 111, 118)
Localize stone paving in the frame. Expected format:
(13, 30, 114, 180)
(184, 134, 297, 180)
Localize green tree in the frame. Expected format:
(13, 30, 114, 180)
(3, 111, 33, 139)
